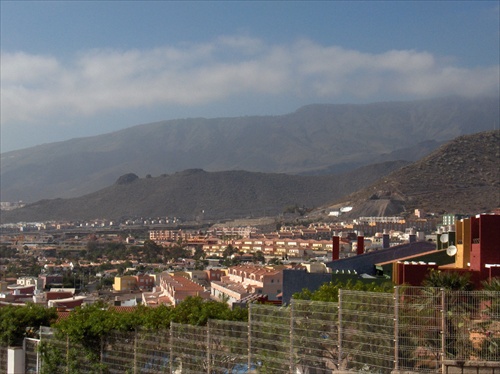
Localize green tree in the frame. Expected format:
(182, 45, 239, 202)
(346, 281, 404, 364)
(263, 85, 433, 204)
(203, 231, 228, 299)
(222, 244, 237, 259)
(253, 250, 265, 264)
(422, 269, 473, 290)
(476, 277, 500, 360)
(293, 279, 394, 302)
(193, 245, 206, 260)
(171, 296, 247, 325)
(54, 301, 116, 353)
(267, 257, 283, 266)
(0, 304, 57, 346)
(0, 245, 18, 258)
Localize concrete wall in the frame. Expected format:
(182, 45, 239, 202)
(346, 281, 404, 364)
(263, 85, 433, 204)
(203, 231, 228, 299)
(390, 361, 500, 374)
(442, 360, 500, 374)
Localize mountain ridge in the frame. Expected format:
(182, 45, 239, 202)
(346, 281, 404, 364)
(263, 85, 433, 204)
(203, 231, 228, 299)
(0, 160, 409, 223)
(2, 131, 498, 224)
(318, 130, 500, 218)
(1, 96, 498, 202)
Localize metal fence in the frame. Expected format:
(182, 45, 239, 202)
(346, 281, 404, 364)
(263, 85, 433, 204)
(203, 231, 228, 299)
(25, 338, 40, 373)
(291, 299, 339, 373)
(208, 319, 249, 373)
(0, 346, 6, 373)
(339, 289, 395, 373)
(8, 287, 500, 374)
(250, 303, 291, 373)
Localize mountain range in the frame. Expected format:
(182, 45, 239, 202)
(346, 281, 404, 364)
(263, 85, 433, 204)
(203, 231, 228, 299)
(0, 161, 409, 223)
(1, 96, 498, 203)
(1, 130, 498, 224)
(318, 130, 500, 219)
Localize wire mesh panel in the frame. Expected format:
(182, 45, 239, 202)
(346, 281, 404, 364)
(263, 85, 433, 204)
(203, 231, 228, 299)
(249, 303, 291, 373)
(339, 290, 395, 374)
(0, 346, 6, 374)
(24, 338, 40, 373)
(23, 289, 500, 374)
(101, 329, 137, 373)
(135, 329, 170, 373)
(39, 327, 101, 374)
(170, 322, 208, 373)
(446, 290, 500, 362)
(38, 328, 69, 374)
(68, 340, 102, 373)
(208, 320, 249, 373)
(396, 287, 443, 372)
(291, 299, 339, 373)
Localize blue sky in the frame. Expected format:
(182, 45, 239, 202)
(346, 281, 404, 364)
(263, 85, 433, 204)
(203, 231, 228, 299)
(1, 1, 499, 152)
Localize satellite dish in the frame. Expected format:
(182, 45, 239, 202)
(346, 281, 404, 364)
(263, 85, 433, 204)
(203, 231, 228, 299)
(447, 245, 457, 256)
(440, 234, 449, 243)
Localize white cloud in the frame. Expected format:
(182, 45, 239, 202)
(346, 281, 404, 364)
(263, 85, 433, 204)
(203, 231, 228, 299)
(1, 37, 498, 126)
(1, 52, 60, 84)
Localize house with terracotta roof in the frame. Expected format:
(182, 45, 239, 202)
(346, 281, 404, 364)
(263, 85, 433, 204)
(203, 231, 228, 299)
(211, 280, 250, 305)
(211, 265, 283, 306)
(158, 272, 210, 306)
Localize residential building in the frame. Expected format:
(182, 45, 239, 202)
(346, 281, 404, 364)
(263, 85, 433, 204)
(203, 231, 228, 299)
(135, 274, 156, 291)
(158, 272, 210, 306)
(113, 275, 137, 292)
(211, 265, 283, 305)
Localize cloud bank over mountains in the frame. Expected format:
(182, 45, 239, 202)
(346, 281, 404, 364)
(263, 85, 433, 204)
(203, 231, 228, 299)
(2, 36, 499, 127)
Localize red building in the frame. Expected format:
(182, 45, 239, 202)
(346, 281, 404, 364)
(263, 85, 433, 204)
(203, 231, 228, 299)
(392, 214, 500, 287)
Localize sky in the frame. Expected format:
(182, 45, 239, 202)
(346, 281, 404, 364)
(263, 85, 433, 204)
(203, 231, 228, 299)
(1, 1, 499, 153)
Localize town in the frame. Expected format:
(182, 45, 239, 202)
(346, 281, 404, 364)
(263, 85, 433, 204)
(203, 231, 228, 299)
(1, 208, 498, 308)
(1, 208, 499, 373)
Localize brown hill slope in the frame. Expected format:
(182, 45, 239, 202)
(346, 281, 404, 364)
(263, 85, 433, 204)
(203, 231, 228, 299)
(322, 131, 500, 217)
(0, 161, 408, 223)
(1, 96, 498, 202)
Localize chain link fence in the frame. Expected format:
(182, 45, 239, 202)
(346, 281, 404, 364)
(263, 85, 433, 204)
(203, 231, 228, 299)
(339, 290, 395, 373)
(170, 323, 207, 373)
(397, 287, 446, 372)
(250, 304, 291, 373)
(208, 319, 249, 373)
(291, 299, 339, 373)
(0, 346, 6, 373)
(25, 338, 40, 373)
(8, 287, 500, 374)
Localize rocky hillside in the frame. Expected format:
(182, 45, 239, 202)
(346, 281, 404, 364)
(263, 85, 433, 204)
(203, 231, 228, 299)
(0, 161, 408, 223)
(320, 131, 500, 218)
(1, 96, 498, 202)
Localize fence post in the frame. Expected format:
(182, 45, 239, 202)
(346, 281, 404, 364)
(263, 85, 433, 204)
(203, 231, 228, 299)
(37, 331, 41, 374)
(248, 304, 252, 372)
(441, 288, 446, 370)
(66, 335, 69, 374)
(133, 328, 137, 374)
(338, 289, 342, 370)
(394, 286, 399, 372)
(169, 324, 173, 374)
(206, 322, 211, 374)
(100, 335, 104, 374)
(289, 300, 294, 374)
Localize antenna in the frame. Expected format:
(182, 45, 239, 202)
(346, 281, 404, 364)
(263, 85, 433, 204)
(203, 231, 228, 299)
(446, 245, 457, 257)
(440, 233, 449, 243)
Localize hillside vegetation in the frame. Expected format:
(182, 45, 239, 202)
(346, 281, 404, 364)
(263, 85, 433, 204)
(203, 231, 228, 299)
(321, 130, 500, 218)
(1, 96, 498, 202)
(0, 161, 407, 223)
(2, 131, 499, 223)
